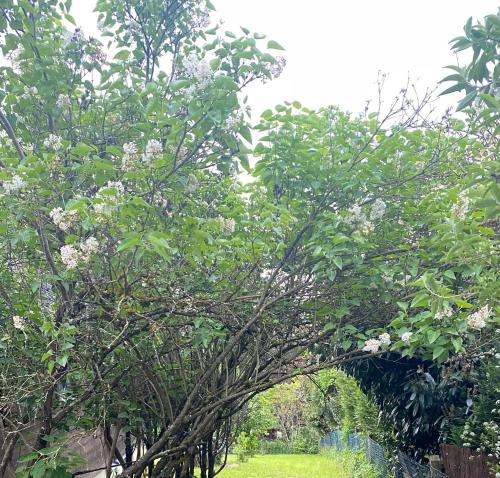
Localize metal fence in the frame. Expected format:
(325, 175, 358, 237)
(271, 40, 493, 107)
(321, 431, 447, 478)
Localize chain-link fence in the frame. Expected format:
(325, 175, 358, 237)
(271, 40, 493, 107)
(321, 431, 448, 478)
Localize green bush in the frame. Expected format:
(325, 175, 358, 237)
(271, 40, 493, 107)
(259, 439, 293, 455)
(322, 448, 379, 478)
(234, 432, 260, 462)
(292, 427, 320, 454)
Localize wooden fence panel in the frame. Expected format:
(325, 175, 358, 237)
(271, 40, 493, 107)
(441, 444, 495, 478)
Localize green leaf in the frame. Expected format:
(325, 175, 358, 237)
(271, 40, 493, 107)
(457, 90, 477, 111)
(410, 292, 429, 309)
(427, 330, 441, 344)
(114, 50, 130, 61)
(267, 40, 285, 50)
(118, 233, 142, 252)
(147, 232, 170, 260)
(239, 125, 252, 144)
(17, 452, 39, 463)
(432, 346, 447, 361)
(332, 256, 343, 270)
(71, 143, 95, 156)
(57, 355, 68, 367)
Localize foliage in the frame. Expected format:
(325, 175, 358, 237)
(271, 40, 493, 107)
(307, 370, 381, 440)
(259, 439, 293, 455)
(290, 427, 320, 454)
(345, 10, 500, 459)
(0, 2, 498, 477)
(233, 432, 260, 463)
(14, 432, 86, 478)
(440, 10, 500, 125)
(457, 360, 500, 475)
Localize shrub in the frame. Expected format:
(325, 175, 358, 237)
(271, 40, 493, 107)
(323, 448, 379, 478)
(292, 427, 320, 454)
(234, 432, 260, 462)
(259, 439, 293, 455)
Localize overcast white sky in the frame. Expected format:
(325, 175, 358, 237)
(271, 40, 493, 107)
(72, 0, 498, 117)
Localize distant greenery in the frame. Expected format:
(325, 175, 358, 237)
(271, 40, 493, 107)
(235, 370, 384, 460)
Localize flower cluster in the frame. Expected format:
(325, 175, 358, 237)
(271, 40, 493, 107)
(466, 305, 490, 330)
(56, 94, 71, 109)
(3, 174, 27, 194)
(369, 198, 387, 221)
(22, 85, 38, 100)
(122, 141, 139, 171)
(344, 199, 386, 235)
(94, 181, 125, 219)
(12, 315, 27, 331)
(362, 333, 392, 353)
(451, 191, 470, 220)
(143, 139, 163, 165)
(50, 207, 78, 231)
(43, 134, 63, 151)
(60, 237, 99, 270)
(435, 307, 453, 321)
(224, 112, 242, 133)
(183, 53, 212, 89)
(344, 204, 373, 235)
(218, 217, 236, 235)
(185, 174, 199, 194)
(401, 331, 413, 343)
(267, 56, 287, 79)
(461, 406, 500, 465)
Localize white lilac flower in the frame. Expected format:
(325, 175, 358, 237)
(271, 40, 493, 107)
(183, 53, 212, 88)
(3, 174, 27, 194)
(95, 181, 124, 216)
(43, 134, 63, 151)
(122, 141, 139, 171)
(370, 198, 387, 221)
(80, 236, 99, 262)
(143, 139, 163, 165)
(56, 94, 71, 109)
(60, 245, 80, 270)
(184, 84, 197, 98)
(22, 86, 38, 99)
(382, 271, 392, 283)
(50, 207, 78, 231)
(362, 338, 381, 353)
(106, 181, 125, 196)
(401, 332, 413, 343)
(435, 307, 453, 321)
(218, 217, 236, 235)
(268, 56, 286, 79)
(359, 221, 375, 236)
(12, 315, 26, 331)
(466, 305, 490, 330)
(344, 203, 374, 235)
(451, 191, 470, 220)
(185, 174, 199, 194)
(195, 10, 210, 28)
(378, 333, 391, 346)
(225, 113, 241, 132)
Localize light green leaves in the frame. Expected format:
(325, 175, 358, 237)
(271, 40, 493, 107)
(267, 40, 285, 50)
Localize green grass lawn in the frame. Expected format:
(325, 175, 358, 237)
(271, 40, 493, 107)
(209, 454, 348, 478)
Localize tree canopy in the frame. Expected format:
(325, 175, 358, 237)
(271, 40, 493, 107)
(0, 2, 498, 478)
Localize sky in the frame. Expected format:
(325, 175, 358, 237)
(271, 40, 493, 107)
(72, 0, 498, 117)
